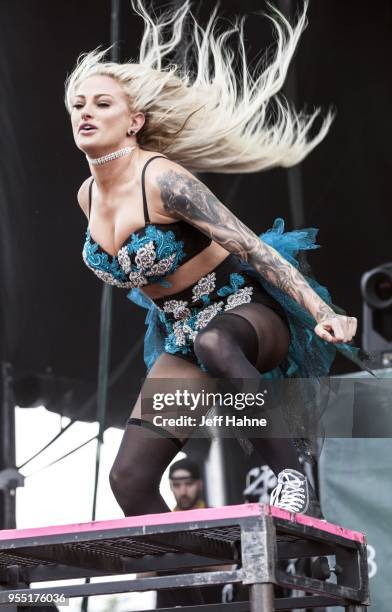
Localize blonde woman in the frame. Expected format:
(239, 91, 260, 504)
(66, 0, 359, 522)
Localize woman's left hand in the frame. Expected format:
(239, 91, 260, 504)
(314, 314, 357, 344)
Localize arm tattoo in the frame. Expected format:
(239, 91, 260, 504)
(157, 170, 336, 323)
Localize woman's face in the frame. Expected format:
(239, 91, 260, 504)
(70, 74, 134, 155)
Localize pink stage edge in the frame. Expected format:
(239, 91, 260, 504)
(0, 503, 365, 544)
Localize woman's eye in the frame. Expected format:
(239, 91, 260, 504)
(72, 102, 109, 109)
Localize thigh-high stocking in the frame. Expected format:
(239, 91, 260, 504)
(193, 303, 305, 476)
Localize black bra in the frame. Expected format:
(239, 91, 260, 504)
(82, 156, 212, 289)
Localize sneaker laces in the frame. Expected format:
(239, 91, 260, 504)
(270, 471, 307, 513)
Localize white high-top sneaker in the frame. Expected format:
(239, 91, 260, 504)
(270, 468, 312, 515)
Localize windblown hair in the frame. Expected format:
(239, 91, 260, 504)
(65, 0, 333, 173)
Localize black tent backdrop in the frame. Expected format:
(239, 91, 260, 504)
(1, 0, 391, 427)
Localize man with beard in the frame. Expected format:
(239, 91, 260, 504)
(169, 459, 206, 511)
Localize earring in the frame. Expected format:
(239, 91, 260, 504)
(127, 128, 136, 136)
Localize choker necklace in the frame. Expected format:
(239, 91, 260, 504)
(86, 145, 136, 166)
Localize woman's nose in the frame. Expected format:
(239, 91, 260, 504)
(81, 105, 94, 120)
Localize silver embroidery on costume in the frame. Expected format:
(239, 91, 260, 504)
(145, 253, 177, 277)
(195, 302, 224, 330)
(191, 272, 216, 302)
(182, 322, 198, 342)
(128, 270, 148, 288)
(134, 241, 156, 271)
(83, 224, 185, 290)
(117, 246, 132, 274)
(160, 274, 256, 350)
(82, 249, 144, 289)
(163, 300, 191, 320)
(172, 321, 187, 346)
(225, 286, 254, 310)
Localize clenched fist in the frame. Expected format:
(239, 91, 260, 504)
(314, 314, 357, 344)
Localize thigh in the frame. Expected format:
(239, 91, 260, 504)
(222, 302, 291, 372)
(129, 351, 211, 420)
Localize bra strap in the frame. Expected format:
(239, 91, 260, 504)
(88, 177, 94, 220)
(141, 155, 167, 224)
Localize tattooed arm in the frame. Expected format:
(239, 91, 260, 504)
(154, 164, 356, 344)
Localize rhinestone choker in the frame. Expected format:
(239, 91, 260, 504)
(86, 145, 136, 166)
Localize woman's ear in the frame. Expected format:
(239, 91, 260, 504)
(131, 111, 146, 134)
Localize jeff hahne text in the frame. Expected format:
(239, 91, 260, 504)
(150, 389, 268, 429)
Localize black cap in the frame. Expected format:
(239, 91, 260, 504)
(169, 458, 201, 480)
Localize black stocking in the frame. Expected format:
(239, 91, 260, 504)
(109, 421, 183, 516)
(193, 304, 305, 476)
(109, 350, 212, 606)
(110, 421, 206, 606)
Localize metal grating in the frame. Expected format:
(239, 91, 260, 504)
(68, 537, 178, 558)
(0, 524, 242, 571)
(185, 526, 241, 543)
(0, 551, 55, 568)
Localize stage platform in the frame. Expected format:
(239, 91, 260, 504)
(0, 503, 369, 610)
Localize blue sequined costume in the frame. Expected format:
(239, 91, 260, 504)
(82, 155, 370, 381)
(127, 217, 368, 379)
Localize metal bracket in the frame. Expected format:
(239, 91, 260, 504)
(0, 468, 24, 491)
(241, 513, 276, 584)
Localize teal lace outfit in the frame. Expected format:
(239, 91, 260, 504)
(82, 156, 372, 379)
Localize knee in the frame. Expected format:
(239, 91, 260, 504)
(109, 463, 132, 501)
(109, 464, 125, 497)
(109, 464, 157, 516)
(194, 327, 235, 373)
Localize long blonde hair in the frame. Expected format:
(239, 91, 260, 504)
(65, 0, 333, 173)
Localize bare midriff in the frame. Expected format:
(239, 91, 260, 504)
(141, 241, 232, 300)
